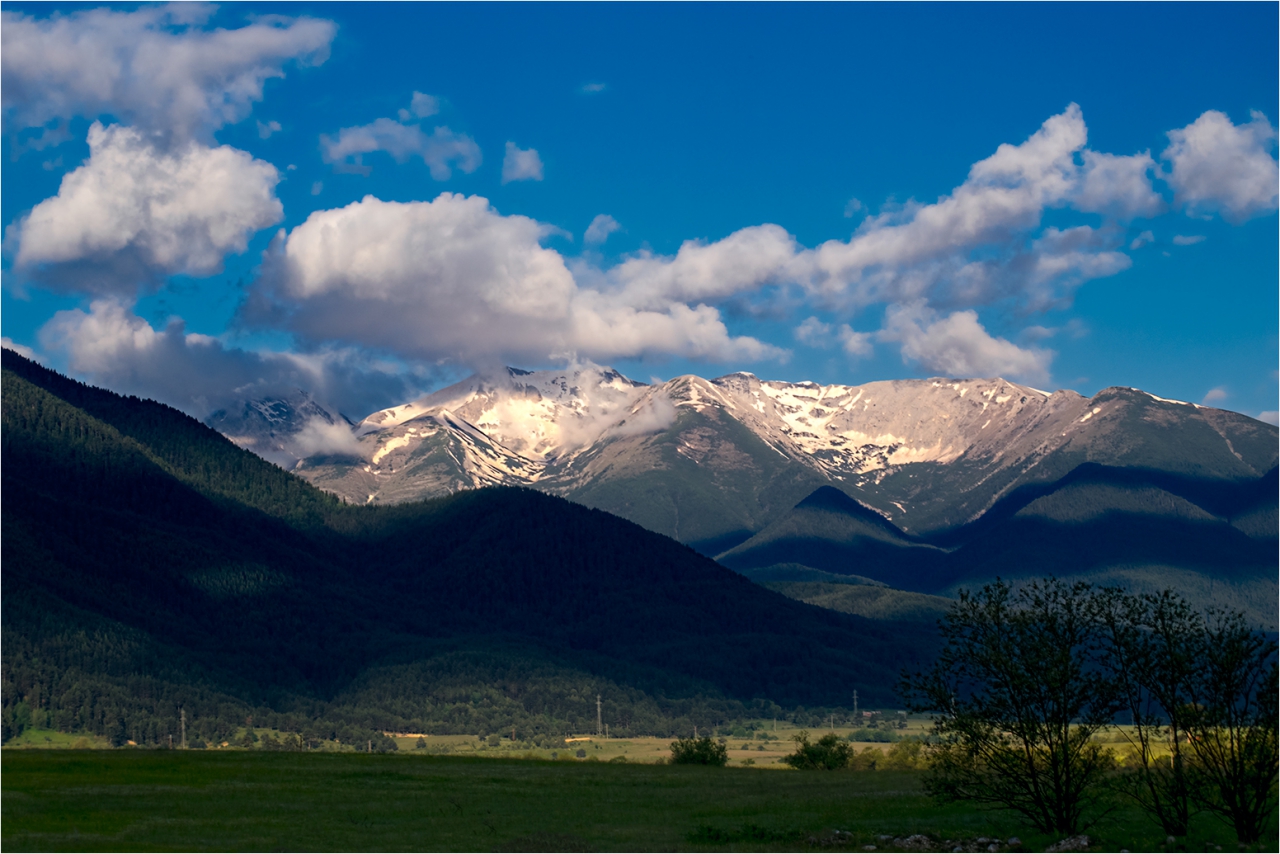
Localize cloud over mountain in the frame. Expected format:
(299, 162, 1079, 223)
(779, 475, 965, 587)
(244, 193, 780, 366)
(39, 298, 416, 419)
(224, 104, 1275, 389)
(879, 303, 1053, 384)
(5, 10, 1275, 430)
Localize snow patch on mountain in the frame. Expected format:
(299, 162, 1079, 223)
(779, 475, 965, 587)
(357, 364, 647, 460)
(214, 362, 1274, 536)
(274, 366, 1101, 503)
(701, 372, 1084, 481)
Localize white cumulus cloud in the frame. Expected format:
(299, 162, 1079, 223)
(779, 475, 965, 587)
(502, 142, 544, 183)
(320, 118, 481, 179)
(1172, 234, 1206, 246)
(606, 224, 800, 311)
(879, 302, 1052, 384)
(838, 325, 874, 358)
(1162, 110, 1278, 223)
(584, 214, 622, 245)
(794, 316, 832, 347)
(244, 193, 780, 367)
(1201, 386, 1228, 405)
(1073, 150, 1165, 219)
(801, 105, 1136, 316)
(0, 5, 335, 143)
(9, 121, 282, 296)
(39, 298, 416, 419)
(1, 337, 41, 361)
(397, 91, 440, 122)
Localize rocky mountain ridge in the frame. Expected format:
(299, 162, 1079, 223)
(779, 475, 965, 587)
(215, 365, 1278, 546)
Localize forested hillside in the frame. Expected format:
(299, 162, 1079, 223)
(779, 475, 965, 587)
(2, 350, 932, 749)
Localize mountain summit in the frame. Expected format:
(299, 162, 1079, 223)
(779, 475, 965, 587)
(271, 366, 1276, 552)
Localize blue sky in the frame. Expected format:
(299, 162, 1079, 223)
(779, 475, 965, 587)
(3, 2, 1277, 423)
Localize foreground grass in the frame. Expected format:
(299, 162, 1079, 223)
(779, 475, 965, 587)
(1, 751, 1261, 852)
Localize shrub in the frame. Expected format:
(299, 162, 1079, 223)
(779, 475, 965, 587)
(848, 728, 898, 743)
(881, 738, 927, 771)
(783, 730, 853, 770)
(669, 735, 729, 766)
(849, 746, 881, 771)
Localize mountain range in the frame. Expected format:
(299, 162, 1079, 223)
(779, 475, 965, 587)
(2, 349, 933, 749)
(5, 347, 1275, 750)
(217, 364, 1277, 625)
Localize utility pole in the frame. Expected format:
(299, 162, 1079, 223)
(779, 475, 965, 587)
(596, 694, 602, 738)
(180, 708, 186, 750)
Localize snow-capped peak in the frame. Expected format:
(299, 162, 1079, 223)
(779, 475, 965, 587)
(356, 364, 649, 461)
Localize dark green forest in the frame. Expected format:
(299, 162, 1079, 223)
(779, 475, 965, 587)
(2, 350, 934, 749)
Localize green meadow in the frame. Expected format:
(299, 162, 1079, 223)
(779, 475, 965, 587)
(2, 750, 1264, 852)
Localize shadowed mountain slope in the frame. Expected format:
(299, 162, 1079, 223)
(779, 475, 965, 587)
(716, 487, 945, 591)
(720, 464, 1278, 627)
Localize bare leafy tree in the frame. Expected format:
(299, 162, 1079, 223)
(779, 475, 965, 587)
(1094, 588, 1203, 837)
(1181, 609, 1278, 845)
(900, 579, 1121, 835)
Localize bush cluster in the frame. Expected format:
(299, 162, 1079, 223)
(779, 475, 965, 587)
(668, 735, 728, 766)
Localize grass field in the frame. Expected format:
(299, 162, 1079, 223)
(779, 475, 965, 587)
(380, 720, 934, 767)
(3, 728, 112, 750)
(3, 750, 1266, 852)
